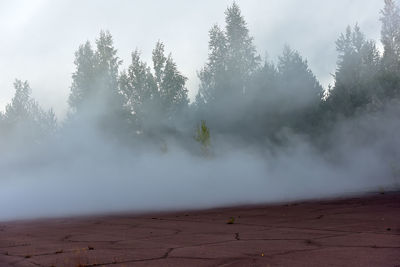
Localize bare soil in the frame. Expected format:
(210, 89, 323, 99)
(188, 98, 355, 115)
(0, 192, 399, 266)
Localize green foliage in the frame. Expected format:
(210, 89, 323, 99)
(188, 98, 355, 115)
(197, 3, 260, 107)
(326, 25, 381, 117)
(120, 41, 188, 133)
(69, 41, 96, 110)
(380, 0, 400, 70)
(67, 31, 132, 140)
(277, 46, 324, 107)
(4, 1, 400, 151)
(0, 80, 57, 144)
(195, 120, 210, 151)
(197, 24, 228, 105)
(69, 31, 123, 114)
(226, 217, 235, 224)
(380, 0, 400, 98)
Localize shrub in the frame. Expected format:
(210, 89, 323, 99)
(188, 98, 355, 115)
(195, 120, 210, 153)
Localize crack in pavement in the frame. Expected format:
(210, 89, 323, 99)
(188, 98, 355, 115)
(264, 224, 400, 236)
(0, 243, 31, 249)
(70, 247, 176, 267)
(1, 193, 398, 266)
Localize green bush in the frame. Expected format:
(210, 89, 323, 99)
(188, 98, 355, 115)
(195, 120, 210, 153)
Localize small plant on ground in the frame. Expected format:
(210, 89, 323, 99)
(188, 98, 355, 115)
(195, 120, 210, 155)
(226, 217, 235, 224)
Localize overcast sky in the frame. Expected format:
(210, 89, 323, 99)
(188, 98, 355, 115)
(0, 0, 385, 118)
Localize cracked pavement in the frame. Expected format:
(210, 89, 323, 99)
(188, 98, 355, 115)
(0, 192, 399, 266)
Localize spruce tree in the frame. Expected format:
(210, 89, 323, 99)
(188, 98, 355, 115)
(69, 41, 96, 112)
(197, 3, 260, 107)
(380, 0, 400, 98)
(276, 46, 324, 133)
(328, 25, 381, 116)
(277, 46, 323, 108)
(2, 80, 57, 144)
(381, 0, 400, 70)
(197, 24, 228, 105)
(225, 2, 259, 95)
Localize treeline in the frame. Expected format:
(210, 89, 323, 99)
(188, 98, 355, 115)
(1, 1, 400, 151)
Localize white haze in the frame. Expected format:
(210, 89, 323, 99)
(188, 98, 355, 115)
(0, 104, 399, 221)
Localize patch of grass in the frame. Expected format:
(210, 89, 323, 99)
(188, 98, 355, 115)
(226, 217, 235, 224)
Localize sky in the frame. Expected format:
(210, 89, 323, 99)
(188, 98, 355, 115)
(0, 0, 384, 118)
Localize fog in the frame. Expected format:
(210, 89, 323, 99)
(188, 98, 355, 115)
(0, 1, 399, 222)
(0, 104, 399, 221)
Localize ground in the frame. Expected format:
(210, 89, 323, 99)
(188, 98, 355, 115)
(0, 192, 399, 266)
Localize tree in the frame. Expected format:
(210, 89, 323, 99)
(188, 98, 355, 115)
(152, 41, 188, 114)
(1, 80, 57, 144)
(160, 51, 189, 115)
(196, 3, 260, 107)
(69, 31, 123, 116)
(327, 25, 381, 117)
(381, 0, 400, 70)
(243, 58, 279, 137)
(274, 46, 324, 134)
(119, 50, 156, 125)
(197, 24, 228, 105)
(120, 41, 188, 133)
(68, 41, 96, 112)
(380, 0, 400, 98)
(225, 2, 260, 95)
(243, 47, 324, 139)
(277, 46, 323, 110)
(5, 80, 32, 122)
(68, 31, 130, 139)
(95, 31, 122, 99)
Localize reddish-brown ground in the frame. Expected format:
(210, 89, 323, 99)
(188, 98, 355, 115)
(0, 193, 399, 267)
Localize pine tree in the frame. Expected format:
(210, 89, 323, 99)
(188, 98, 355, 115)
(381, 0, 400, 70)
(225, 2, 259, 95)
(69, 41, 96, 112)
(264, 46, 324, 135)
(198, 25, 228, 105)
(2, 80, 57, 143)
(196, 3, 260, 107)
(94, 31, 124, 113)
(5, 80, 32, 122)
(380, 0, 400, 98)
(120, 42, 188, 132)
(328, 25, 381, 116)
(277, 46, 323, 109)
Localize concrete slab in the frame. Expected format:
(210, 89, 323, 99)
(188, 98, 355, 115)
(0, 193, 399, 266)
